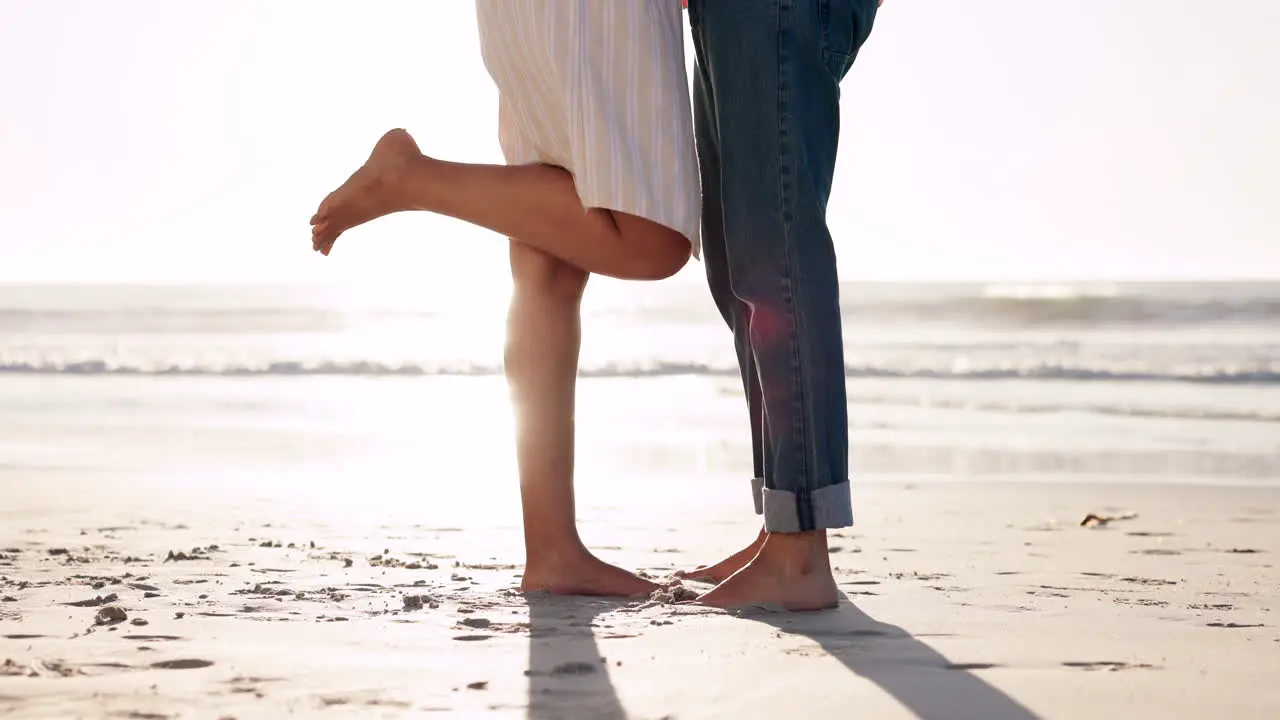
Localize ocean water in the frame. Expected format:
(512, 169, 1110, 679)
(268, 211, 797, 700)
(2, 281, 1278, 522)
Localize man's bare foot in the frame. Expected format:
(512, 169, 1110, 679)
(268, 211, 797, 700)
(521, 548, 658, 598)
(310, 128, 424, 255)
(675, 526, 767, 583)
(697, 530, 840, 611)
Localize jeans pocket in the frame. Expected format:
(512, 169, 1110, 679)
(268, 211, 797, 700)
(819, 0, 877, 79)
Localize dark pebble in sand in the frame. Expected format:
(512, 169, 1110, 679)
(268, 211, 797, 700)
(144, 592, 161, 599)
(466, 681, 488, 690)
(47, 548, 69, 556)
(174, 612, 186, 620)
(95, 606, 128, 626)
(131, 618, 149, 626)
(461, 617, 491, 629)
(403, 595, 438, 611)
(1, 597, 15, 603)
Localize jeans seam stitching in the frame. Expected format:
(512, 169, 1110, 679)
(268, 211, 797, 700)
(775, 0, 813, 533)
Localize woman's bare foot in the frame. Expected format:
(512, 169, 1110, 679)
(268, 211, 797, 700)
(675, 526, 767, 583)
(521, 547, 658, 598)
(310, 128, 424, 255)
(697, 530, 840, 611)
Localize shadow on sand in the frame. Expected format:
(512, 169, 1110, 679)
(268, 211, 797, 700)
(744, 593, 1041, 720)
(525, 592, 629, 720)
(523, 591, 1039, 720)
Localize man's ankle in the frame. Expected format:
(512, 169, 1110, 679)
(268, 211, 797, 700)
(760, 529, 829, 572)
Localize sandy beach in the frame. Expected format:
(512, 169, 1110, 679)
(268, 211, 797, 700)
(3, 0, 1279, 711)
(2, 283, 1277, 718)
(2, 476, 1277, 719)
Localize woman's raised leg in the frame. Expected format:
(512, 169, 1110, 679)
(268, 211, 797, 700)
(310, 130, 690, 281)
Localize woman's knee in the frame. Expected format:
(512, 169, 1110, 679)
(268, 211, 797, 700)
(509, 241, 589, 302)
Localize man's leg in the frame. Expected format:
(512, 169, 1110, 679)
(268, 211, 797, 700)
(691, 0, 877, 610)
(675, 35, 769, 584)
(309, 130, 691, 282)
(505, 243, 658, 597)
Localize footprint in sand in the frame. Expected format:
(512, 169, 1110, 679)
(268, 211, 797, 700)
(150, 659, 214, 670)
(1119, 576, 1178, 586)
(29, 660, 135, 677)
(64, 593, 119, 608)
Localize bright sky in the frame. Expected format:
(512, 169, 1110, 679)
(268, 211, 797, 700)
(1, 0, 1277, 289)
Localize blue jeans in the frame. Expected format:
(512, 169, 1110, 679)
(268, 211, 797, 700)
(689, 0, 877, 533)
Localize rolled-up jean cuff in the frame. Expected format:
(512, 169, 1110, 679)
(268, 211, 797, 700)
(751, 477, 765, 515)
(761, 481, 854, 533)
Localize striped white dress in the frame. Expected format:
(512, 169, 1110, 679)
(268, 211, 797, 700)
(475, 0, 701, 256)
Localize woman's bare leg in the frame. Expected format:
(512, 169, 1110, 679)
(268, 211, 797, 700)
(310, 129, 690, 281)
(505, 243, 657, 597)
